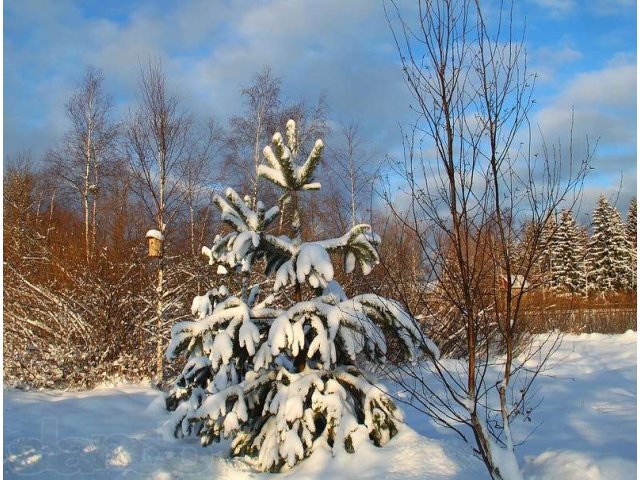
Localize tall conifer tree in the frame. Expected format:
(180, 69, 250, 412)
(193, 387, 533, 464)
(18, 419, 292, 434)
(589, 196, 631, 293)
(550, 209, 586, 294)
(626, 198, 637, 289)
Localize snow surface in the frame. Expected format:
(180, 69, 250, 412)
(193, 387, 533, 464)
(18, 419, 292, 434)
(4, 332, 636, 479)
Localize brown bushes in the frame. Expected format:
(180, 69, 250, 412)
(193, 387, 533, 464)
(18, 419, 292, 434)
(519, 292, 636, 334)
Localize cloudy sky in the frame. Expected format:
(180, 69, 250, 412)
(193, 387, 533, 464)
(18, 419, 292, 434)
(4, 0, 637, 217)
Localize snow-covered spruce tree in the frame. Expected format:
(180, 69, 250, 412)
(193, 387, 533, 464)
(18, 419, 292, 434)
(589, 196, 632, 293)
(578, 227, 591, 295)
(627, 199, 637, 246)
(626, 198, 637, 289)
(164, 120, 437, 472)
(534, 216, 557, 291)
(550, 209, 586, 294)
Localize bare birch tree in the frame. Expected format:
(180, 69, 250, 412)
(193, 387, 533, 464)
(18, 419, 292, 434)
(124, 59, 211, 386)
(180, 119, 220, 257)
(383, 1, 592, 478)
(223, 66, 283, 206)
(327, 121, 381, 228)
(47, 66, 118, 264)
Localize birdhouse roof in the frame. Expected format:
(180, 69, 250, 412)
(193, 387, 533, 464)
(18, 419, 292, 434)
(145, 229, 164, 241)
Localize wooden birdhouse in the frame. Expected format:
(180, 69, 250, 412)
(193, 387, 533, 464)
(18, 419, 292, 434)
(146, 229, 164, 258)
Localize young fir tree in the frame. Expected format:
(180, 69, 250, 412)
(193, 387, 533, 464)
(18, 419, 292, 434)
(164, 120, 437, 472)
(626, 198, 637, 289)
(589, 196, 632, 293)
(549, 209, 586, 294)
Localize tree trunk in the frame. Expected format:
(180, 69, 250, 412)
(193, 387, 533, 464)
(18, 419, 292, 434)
(190, 205, 195, 257)
(155, 255, 164, 386)
(155, 149, 167, 387)
(470, 413, 506, 480)
(91, 159, 99, 256)
(83, 186, 90, 264)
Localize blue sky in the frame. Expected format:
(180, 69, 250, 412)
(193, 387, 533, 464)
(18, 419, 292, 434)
(4, 0, 637, 216)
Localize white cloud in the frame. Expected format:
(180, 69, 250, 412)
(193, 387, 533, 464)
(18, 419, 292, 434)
(563, 63, 636, 108)
(534, 62, 636, 146)
(529, 0, 634, 17)
(531, 61, 637, 214)
(530, 46, 583, 83)
(529, 0, 577, 17)
(4, 0, 636, 220)
(590, 0, 636, 15)
(5, 0, 412, 159)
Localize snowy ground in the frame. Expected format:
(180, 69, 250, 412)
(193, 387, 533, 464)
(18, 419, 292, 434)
(4, 332, 636, 479)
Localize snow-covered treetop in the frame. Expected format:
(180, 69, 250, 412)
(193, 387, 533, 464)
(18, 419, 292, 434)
(204, 169, 380, 284)
(258, 120, 323, 193)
